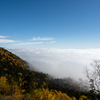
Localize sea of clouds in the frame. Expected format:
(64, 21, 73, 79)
(7, 48, 100, 80)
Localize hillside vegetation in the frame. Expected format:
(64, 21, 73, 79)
(0, 47, 92, 100)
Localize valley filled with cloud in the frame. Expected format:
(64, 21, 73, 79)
(8, 48, 100, 80)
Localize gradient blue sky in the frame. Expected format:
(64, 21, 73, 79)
(0, 0, 100, 49)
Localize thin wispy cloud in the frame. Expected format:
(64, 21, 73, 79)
(32, 37, 53, 41)
(0, 35, 55, 47)
(13, 42, 43, 45)
(0, 35, 15, 43)
(0, 39, 15, 43)
(0, 35, 6, 38)
(50, 41, 56, 43)
(46, 41, 56, 44)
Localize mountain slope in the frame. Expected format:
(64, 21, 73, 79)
(0, 47, 28, 82)
(0, 47, 48, 89)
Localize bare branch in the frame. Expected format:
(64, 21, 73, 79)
(83, 60, 100, 99)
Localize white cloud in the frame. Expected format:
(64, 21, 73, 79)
(13, 42, 43, 45)
(0, 39, 15, 43)
(50, 41, 56, 43)
(0, 35, 15, 43)
(0, 35, 8, 38)
(46, 41, 56, 44)
(0, 35, 6, 38)
(7, 48, 100, 80)
(32, 37, 53, 41)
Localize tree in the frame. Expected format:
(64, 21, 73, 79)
(85, 60, 100, 100)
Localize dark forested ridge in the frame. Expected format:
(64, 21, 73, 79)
(0, 47, 94, 100)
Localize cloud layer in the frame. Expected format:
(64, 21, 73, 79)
(7, 48, 100, 80)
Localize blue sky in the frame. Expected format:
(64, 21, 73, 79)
(0, 0, 100, 49)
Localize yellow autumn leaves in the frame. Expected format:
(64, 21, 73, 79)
(0, 76, 90, 100)
(0, 76, 23, 100)
(25, 88, 89, 100)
